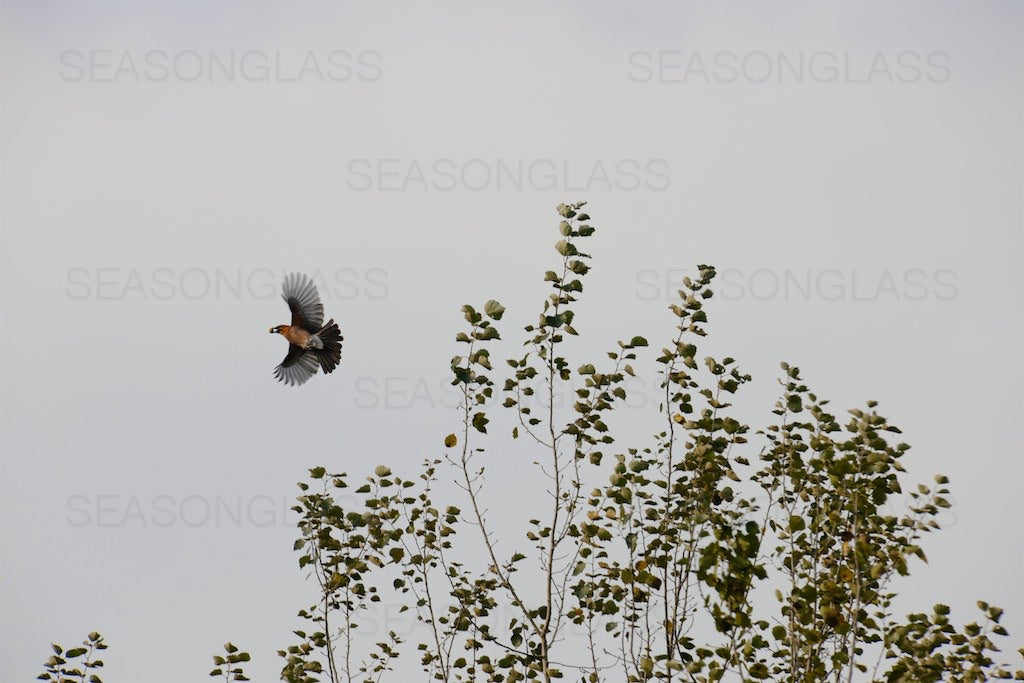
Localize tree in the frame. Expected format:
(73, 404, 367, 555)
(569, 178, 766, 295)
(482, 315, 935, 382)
(42, 202, 1022, 682)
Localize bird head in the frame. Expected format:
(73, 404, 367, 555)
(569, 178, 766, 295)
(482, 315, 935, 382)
(269, 325, 289, 335)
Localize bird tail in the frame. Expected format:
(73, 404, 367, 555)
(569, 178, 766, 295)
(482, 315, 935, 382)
(313, 319, 343, 374)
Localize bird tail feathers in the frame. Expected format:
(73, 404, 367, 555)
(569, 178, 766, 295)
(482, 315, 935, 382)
(314, 320, 343, 374)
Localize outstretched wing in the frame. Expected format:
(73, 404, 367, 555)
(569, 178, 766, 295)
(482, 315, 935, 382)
(282, 273, 324, 333)
(274, 345, 320, 387)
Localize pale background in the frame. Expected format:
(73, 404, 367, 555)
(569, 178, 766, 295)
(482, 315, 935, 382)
(1, 1, 1021, 681)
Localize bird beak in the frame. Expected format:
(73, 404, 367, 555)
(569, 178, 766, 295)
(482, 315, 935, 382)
(268, 327, 276, 333)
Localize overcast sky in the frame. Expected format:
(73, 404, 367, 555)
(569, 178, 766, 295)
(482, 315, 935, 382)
(1, 1, 1021, 681)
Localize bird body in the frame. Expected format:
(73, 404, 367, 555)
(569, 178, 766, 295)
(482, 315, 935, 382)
(268, 273, 343, 386)
(275, 325, 317, 349)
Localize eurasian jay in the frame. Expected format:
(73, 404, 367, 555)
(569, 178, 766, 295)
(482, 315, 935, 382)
(268, 273, 343, 386)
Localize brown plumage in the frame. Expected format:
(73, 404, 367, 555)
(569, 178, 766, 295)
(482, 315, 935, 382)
(268, 273, 343, 386)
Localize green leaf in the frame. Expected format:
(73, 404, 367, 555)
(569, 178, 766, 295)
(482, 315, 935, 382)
(483, 300, 506, 320)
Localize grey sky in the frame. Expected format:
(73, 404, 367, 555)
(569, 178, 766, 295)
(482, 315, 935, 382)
(1, 1, 1021, 681)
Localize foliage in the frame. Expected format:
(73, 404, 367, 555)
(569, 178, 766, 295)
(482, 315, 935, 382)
(280, 202, 1021, 682)
(278, 466, 404, 683)
(37, 631, 107, 683)
(40, 203, 1022, 682)
(210, 642, 252, 681)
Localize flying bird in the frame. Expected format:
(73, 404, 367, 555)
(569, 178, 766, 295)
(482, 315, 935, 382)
(268, 273, 343, 386)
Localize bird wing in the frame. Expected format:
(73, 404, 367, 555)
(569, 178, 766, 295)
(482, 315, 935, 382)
(274, 345, 320, 386)
(282, 273, 324, 333)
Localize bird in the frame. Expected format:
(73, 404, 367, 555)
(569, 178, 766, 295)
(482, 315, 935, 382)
(268, 273, 343, 386)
